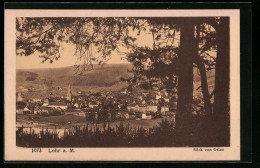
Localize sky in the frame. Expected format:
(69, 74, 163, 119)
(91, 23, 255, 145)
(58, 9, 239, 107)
(16, 22, 182, 69)
(16, 43, 131, 69)
(16, 30, 156, 69)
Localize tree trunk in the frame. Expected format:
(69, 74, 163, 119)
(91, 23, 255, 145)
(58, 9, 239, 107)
(212, 17, 230, 146)
(194, 56, 214, 146)
(194, 24, 212, 116)
(195, 58, 212, 116)
(175, 19, 195, 146)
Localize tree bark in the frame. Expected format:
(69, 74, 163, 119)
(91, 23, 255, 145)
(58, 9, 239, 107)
(194, 24, 212, 116)
(195, 58, 212, 116)
(212, 17, 230, 146)
(175, 19, 196, 146)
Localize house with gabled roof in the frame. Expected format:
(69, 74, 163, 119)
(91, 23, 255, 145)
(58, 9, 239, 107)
(16, 92, 24, 102)
(127, 103, 139, 112)
(164, 96, 170, 103)
(23, 106, 31, 114)
(161, 106, 170, 114)
(147, 104, 158, 113)
(48, 101, 67, 110)
(138, 104, 147, 113)
(89, 101, 99, 109)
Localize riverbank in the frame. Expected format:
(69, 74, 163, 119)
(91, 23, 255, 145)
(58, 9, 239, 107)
(17, 114, 175, 137)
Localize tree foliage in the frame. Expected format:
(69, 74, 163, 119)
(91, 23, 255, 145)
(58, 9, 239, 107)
(16, 17, 230, 146)
(123, 46, 179, 91)
(16, 17, 145, 73)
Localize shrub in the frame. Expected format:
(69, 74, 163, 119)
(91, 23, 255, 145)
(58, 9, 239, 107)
(16, 119, 176, 147)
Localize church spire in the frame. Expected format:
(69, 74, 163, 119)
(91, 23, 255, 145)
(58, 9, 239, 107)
(67, 84, 72, 101)
(68, 84, 71, 92)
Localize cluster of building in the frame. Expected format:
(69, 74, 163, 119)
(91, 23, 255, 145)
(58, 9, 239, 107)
(16, 84, 177, 121)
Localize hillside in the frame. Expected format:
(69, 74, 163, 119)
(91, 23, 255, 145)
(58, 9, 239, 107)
(16, 71, 39, 82)
(16, 64, 133, 98)
(17, 64, 132, 86)
(16, 64, 215, 99)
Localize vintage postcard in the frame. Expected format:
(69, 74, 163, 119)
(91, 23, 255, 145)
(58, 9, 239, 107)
(4, 9, 240, 161)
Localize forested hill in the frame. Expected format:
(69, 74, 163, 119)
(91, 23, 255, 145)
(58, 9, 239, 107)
(17, 64, 133, 88)
(16, 63, 215, 95)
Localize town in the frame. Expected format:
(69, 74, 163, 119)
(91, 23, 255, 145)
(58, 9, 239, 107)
(16, 84, 177, 127)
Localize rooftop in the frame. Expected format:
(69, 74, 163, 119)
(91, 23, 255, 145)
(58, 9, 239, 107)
(49, 102, 67, 106)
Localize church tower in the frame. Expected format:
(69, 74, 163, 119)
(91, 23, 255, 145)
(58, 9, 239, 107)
(66, 84, 72, 101)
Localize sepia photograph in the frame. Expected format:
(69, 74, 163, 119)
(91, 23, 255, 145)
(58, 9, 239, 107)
(5, 9, 240, 161)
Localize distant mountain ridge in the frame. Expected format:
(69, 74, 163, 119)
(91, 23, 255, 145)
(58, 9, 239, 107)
(17, 64, 133, 88)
